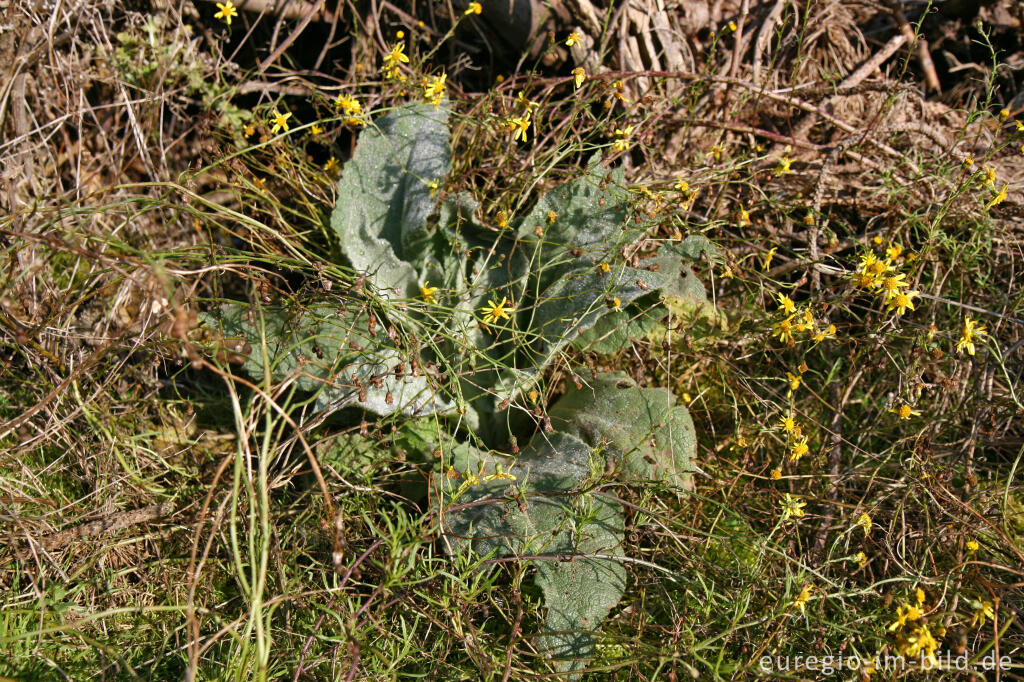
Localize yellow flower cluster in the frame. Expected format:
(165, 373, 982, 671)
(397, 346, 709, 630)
(853, 244, 919, 316)
(506, 90, 540, 142)
(771, 302, 836, 347)
(887, 588, 939, 668)
(611, 125, 634, 153)
(383, 41, 410, 81)
(455, 464, 517, 493)
(676, 182, 699, 212)
(422, 71, 447, 108)
(335, 93, 365, 127)
(977, 165, 1008, 209)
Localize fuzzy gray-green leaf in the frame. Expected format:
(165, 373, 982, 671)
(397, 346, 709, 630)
(330, 103, 449, 299)
(441, 431, 625, 672)
(201, 303, 450, 417)
(548, 372, 695, 490)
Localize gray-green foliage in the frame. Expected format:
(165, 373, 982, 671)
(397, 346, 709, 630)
(201, 102, 710, 669)
(440, 372, 693, 671)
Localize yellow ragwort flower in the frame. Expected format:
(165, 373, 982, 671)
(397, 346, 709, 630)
(770, 468, 782, 480)
(885, 290, 919, 315)
(854, 551, 867, 568)
(763, 246, 777, 271)
(612, 126, 634, 153)
(853, 271, 878, 289)
(983, 166, 996, 187)
(987, 184, 1008, 209)
(789, 436, 809, 463)
(791, 584, 812, 614)
(323, 157, 340, 174)
(967, 539, 980, 552)
(777, 293, 796, 315)
(382, 43, 409, 81)
(888, 602, 923, 631)
(335, 93, 363, 116)
(786, 372, 802, 392)
(565, 31, 581, 47)
(811, 323, 836, 343)
(792, 308, 814, 333)
(737, 206, 750, 227)
(423, 71, 447, 107)
(856, 512, 872, 535)
(465, 1, 482, 14)
(270, 109, 292, 134)
(890, 403, 921, 420)
(481, 296, 514, 324)
(682, 187, 699, 211)
(420, 282, 438, 304)
(772, 316, 795, 346)
(774, 156, 792, 176)
(571, 67, 586, 89)
(899, 622, 939, 667)
(778, 414, 800, 435)
(971, 600, 994, 628)
(857, 251, 889, 282)
(956, 314, 987, 356)
(384, 41, 410, 68)
(508, 113, 532, 142)
(780, 493, 806, 521)
(214, 1, 238, 25)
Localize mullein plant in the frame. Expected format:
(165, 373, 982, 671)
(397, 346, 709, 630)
(202, 101, 712, 671)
